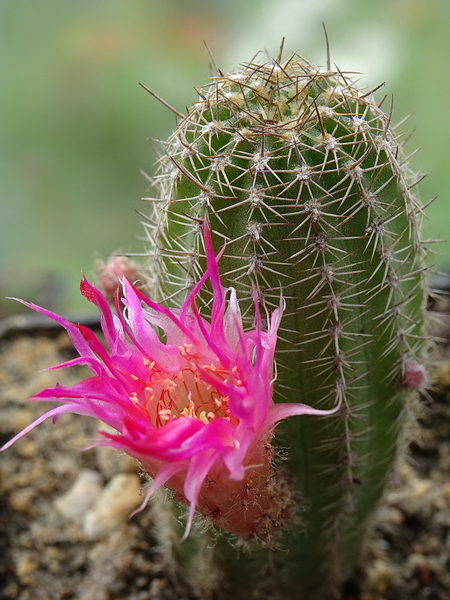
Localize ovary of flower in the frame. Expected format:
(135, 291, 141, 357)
(1, 221, 339, 540)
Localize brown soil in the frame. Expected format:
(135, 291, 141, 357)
(1, 303, 450, 600)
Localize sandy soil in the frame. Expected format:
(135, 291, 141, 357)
(1, 307, 450, 600)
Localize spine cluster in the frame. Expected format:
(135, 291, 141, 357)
(143, 51, 429, 598)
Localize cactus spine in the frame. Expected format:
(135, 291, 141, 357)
(143, 51, 428, 598)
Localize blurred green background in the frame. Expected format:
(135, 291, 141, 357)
(0, 0, 448, 316)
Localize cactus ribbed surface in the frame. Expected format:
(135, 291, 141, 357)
(143, 52, 428, 599)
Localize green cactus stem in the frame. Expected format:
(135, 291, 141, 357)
(142, 49, 429, 599)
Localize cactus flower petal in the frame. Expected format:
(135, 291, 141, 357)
(2, 224, 337, 538)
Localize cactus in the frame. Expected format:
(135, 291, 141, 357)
(142, 47, 429, 599)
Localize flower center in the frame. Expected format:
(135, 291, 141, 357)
(133, 344, 239, 427)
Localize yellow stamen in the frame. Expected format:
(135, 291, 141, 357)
(198, 411, 208, 424)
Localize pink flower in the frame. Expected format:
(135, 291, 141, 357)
(2, 224, 337, 538)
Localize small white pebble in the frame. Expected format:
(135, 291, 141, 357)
(83, 473, 142, 537)
(55, 469, 103, 519)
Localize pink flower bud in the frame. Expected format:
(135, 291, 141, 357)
(96, 255, 141, 302)
(400, 361, 426, 390)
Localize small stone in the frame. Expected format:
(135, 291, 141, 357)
(11, 408, 36, 432)
(9, 487, 35, 512)
(404, 552, 430, 579)
(422, 535, 442, 554)
(150, 578, 167, 594)
(55, 469, 103, 519)
(15, 439, 37, 458)
(364, 559, 396, 592)
(411, 541, 425, 554)
(442, 482, 450, 503)
(372, 505, 404, 541)
(83, 473, 142, 537)
(376, 505, 404, 525)
(16, 552, 39, 583)
(388, 478, 439, 516)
